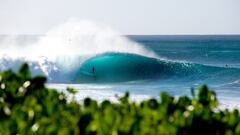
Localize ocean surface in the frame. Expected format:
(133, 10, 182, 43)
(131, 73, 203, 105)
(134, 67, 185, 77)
(0, 35, 240, 108)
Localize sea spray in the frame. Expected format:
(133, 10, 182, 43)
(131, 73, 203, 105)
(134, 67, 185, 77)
(0, 19, 158, 77)
(0, 19, 157, 61)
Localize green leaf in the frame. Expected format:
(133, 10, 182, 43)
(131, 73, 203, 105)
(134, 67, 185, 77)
(18, 63, 31, 79)
(66, 87, 78, 94)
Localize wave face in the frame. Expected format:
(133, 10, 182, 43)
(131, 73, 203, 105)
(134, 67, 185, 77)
(73, 52, 240, 83)
(74, 53, 164, 82)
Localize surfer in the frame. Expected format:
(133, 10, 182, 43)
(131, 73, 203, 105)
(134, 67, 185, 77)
(92, 66, 96, 81)
(92, 66, 95, 74)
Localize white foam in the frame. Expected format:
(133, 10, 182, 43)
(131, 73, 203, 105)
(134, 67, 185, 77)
(218, 100, 240, 110)
(48, 83, 240, 110)
(0, 19, 159, 76)
(49, 83, 152, 103)
(0, 19, 157, 61)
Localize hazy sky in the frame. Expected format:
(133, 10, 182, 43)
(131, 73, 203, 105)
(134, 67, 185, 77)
(0, 0, 240, 35)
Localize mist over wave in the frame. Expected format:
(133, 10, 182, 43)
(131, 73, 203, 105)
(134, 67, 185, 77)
(0, 19, 157, 60)
(0, 19, 158, 79)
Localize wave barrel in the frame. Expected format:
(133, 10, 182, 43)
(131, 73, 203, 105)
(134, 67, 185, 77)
(74, 53, 166, 83)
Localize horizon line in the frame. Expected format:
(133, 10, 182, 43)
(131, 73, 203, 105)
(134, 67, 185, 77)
(0, 34, 240, 36)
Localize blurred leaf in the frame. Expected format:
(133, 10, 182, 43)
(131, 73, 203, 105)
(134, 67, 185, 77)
(66, 87, 77, 94)
(18, 63, 31, 79)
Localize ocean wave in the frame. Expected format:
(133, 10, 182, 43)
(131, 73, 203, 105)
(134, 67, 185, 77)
(1, 52, 239, 83)
(73, 52, 240, 83)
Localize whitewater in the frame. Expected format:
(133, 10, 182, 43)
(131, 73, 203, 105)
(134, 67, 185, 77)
(0, 20, 240, 109)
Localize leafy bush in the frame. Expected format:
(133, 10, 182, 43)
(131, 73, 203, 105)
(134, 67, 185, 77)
(0, 63, 240, 135)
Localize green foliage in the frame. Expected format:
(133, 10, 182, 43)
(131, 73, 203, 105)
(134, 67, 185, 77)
(0, 64, 240, 135)
(67, 87, 78, 94)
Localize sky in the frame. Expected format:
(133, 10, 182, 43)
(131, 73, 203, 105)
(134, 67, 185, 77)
(0, 0, 240, 35)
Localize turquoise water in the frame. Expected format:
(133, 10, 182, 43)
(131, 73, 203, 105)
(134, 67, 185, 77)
(132, 35, 240, 68)
(130, 36, 240, 106)
(75, 52, 240, 85)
